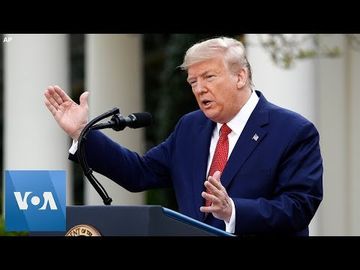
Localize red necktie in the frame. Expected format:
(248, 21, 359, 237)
(205, 123, 232, 206)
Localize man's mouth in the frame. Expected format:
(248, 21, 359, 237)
(202, 99, 212, 107)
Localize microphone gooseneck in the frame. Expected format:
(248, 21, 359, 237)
(77, 108, 152, 206)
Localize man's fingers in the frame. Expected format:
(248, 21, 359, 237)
(201, 171, 232, 220)
(204, 179, 222, 197)
(208, 171, 226, 192)
(213, 170, 221, 180)
(200, 191, 221, 213)
(208, 176, 221, 189)
(205, 177, 229, 207)
(79, 91, 89, 108)
(202, 191, 219, 203)
(200, 206, 210, 213)
(200, 202, 217, 213)
(54, 85, 72, 103)
(44, 91, 60, 110)
(52, 91, 65, 106)
(208, 175, 226, 192)
(44, 99, 57, 117)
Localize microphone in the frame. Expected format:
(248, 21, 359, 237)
(92, 112, 152, 131)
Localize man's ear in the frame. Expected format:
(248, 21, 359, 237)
(236, 68, 247, 89)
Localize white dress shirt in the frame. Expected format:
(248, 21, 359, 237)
(207, 91, 259, 233)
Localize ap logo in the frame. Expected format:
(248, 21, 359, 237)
(5, 170, 66, 232)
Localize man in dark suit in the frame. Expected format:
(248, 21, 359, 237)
(44, 37, 323, 235)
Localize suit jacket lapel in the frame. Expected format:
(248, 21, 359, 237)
(192, 120, 215, 221)
(221, 98, 269, 190)
(191, 92, 270, 221)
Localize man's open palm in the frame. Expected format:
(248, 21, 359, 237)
(44, 85, 89, 140)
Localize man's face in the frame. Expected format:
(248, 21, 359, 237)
(187, 57, 247, 123)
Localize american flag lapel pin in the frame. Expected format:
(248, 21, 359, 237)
(252, 133, 259, 142)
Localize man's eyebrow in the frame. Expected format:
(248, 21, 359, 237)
(187, 71, 212, 82)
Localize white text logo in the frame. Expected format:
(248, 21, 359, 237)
(3, 36, 12, 43)
(14, 192, 58, 210)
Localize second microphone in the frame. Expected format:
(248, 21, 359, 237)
(92, 112, 152, 131)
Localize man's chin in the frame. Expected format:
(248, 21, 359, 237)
(202, 111, 220, 123)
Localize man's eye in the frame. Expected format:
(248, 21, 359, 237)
(190, 81, 197, 86)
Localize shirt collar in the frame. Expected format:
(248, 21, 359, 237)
(216, 90, 260, 135)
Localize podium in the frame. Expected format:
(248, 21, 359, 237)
(63, 205, 232, 236)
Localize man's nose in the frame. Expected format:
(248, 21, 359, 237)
(194, 81, 206, 94)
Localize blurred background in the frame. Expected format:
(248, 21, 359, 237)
(0, 34, 359, 236)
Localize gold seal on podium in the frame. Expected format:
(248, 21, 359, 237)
(65, 224, 101, 236)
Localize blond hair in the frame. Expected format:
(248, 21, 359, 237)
(180, 37, 253, 87)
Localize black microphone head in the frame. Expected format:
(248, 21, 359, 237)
(128, 112, 152, 128)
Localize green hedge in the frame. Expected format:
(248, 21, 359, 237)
(0, 216, 28, 236)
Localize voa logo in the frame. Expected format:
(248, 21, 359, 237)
(14, 191, 58, 210)
(5, 170, 66, 232)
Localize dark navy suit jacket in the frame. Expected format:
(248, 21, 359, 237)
(73, 91, 323, 235)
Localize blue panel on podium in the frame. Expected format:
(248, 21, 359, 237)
(162, 207, 233, 236)
(32, 205, 234, 236)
